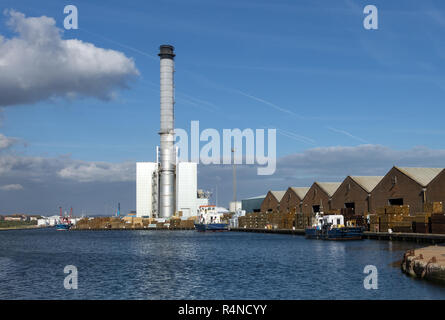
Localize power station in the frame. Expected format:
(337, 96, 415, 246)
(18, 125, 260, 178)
(136, 45, 206, 218)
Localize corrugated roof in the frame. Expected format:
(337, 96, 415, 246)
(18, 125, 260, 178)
(243, 195, 266, 200)
(270, 190, 286, 202)
(396, 167, 444, 187)
(350, 176, 384, 193)
(315, 182, 341, 197)
(290, 187, 310, 199)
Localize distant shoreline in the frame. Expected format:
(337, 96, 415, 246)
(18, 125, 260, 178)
(0, 225, 46, 231)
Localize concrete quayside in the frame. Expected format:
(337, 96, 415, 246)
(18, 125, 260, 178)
(231, 228, 445, 243)
(401, 246, 445, 283)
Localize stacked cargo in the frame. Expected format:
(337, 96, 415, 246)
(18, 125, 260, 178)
(141, 218, 153, 228)
(380, 206, 410, 232)
(169, 217, 182, 229)
(428, 202, 445, 234)
(431, 214, 445, 234)
(238, 215, 246, 228)
(133, 217, 143, 229)
(222, 213, 233, 224)
(346, 215, 367, 228)
(339, 208, 367, 228)
(390, 222, 413, 233)
(268, 212, 281, 229)
(302, 213, 314, 228)
(369, 205, 410, 232)
(369, 203, 445, 233)
(179, 218, 196, 229)
(237, 212, 297, 230)
(156, 221, 165, 228)
(268, 212, 296, 229)
(242, 212, 267, 229)
(72, 216, 197, 230)
(110, 217, 124, 229)
(88, 217, 111, 229)
(281, 212, 296, 229)
(424, 202, 443, 215)
(369, 214, 379, 232)
(74, 218, 91, 229)
(244, 212, 268, 229)
(412, 213, 431, 233)
(410, 202, 443, 234)
(254, 212, 268, 229)
(275, 212, 294, 229)
(295, 213, 304, 229)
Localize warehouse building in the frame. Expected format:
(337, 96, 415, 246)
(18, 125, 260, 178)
(371, 167, 444, 215)
(331, 176, 383, 216)
(302, 182, 341, 216)
(241, 195, 265, 214)
(261, 190, 286, 213)
(426, 169, 445, 203)
(279, 187, 310, 214)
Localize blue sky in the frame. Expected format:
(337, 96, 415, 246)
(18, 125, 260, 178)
(1, 0, 445, 214)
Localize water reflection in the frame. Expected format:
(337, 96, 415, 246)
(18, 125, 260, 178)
(0, 229, 444, 299)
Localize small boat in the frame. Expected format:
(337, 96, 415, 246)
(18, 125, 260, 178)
(55, 207, 73, 231)
(194, 223, 228, 232)
(305, 213, 363, 240)
(194, 205, 229, 232)
(55, 223, 72, 231)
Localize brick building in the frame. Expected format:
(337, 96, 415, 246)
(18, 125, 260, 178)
(371, 167, 443, 214)
(260, 190, 286, 213)
(426, 169, 445, 204)
(279, 187, 310, 214)
(302, 182, 341, 216)
(331, 176, 383, 216)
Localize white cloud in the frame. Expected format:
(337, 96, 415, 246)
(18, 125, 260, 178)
(57, 160, 135, 183)
(276, 144, 445, 177)
(197, 144, 445, 205)
(0, 144, 445, 213)
(0, 153, 135, 183)
(0, 10, 139, 106)
(1, 144, 445, 186)
(0, 184, 23, 191)
(0, 133, 17, 149)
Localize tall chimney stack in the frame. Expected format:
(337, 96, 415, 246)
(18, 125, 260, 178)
(158, 45, 176, 218)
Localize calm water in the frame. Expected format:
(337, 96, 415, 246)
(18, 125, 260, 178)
(0, 228, 444, 300)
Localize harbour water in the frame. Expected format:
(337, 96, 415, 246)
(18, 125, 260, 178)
(1, 228, 445, 299)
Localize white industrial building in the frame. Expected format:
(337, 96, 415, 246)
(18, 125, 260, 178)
(229, 201, 242, 212)
(136, 161, 204, 218)
(136, 162, 158, 217)
(176, 162, 197, 218)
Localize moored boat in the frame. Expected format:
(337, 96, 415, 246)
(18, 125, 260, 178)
(194, 205, 229, 232)
(305, 213, 363, 240)
(194, 223, 228, 232)
(55, 223, 72, 231)
(55, 207, 73, 231)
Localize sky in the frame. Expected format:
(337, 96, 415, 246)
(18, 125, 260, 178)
(1, 0, 445, 215)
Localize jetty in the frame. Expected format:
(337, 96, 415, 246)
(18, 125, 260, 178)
(231, 228, 445, 243)
(401, 246, 445, 283)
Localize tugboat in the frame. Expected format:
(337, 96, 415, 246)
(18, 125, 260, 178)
(55, 207, 73, 231)
(194, 205, 229, 232)
(305, 213, 363, 240)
